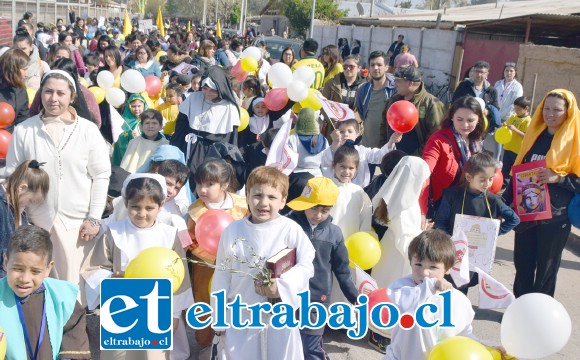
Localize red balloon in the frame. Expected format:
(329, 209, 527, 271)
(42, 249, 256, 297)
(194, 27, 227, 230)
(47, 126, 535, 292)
(0, 102, 16, 129)
(489, 167, 503, 194)
(264, 88, 289, 111)
(386, 100, 419, 133)
(145, 76, 163, 97)
(368, 288, 391, 325)
(195, 209, 235, 256)
(0, 129, 12, 159)
(231, 61, 248, 82)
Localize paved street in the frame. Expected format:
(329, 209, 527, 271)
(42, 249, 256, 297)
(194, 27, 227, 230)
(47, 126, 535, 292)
(87, 229, 580, 359)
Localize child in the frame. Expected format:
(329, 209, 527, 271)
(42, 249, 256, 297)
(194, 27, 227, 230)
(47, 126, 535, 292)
(155, 159, 190, 217)
(210, 166, 315, 359)
(190, 73, 202, 92)
(83, 54, 99, 85)
(501, 96, 532, 186)
(435, 152, 520, 293)
(287, 108, 328, 177)
(157, 82, 183, 137)
(322, 119, 403, 187)
(0, 225, 91, 359)
(186, 158, 249, 351)
(82, 174, 194, 359)
(176, 74, 192, 98)
(238, 96, 293, 148)
(119, 109, 169, 173)
(0, 160, 49, 278)
(111, 93, 149, 166)
(241, 76, 261, 110)
(287, 177, 359, 359)
(385, 229, 495, 359)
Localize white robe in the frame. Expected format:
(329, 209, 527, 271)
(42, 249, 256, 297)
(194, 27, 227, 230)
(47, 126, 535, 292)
(211, 215, 315, 360)
(329, 178, 373, 239)
(372, 157, 431, 289)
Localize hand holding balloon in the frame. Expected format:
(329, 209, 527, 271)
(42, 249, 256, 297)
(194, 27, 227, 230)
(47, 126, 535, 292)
(387, 131, 403, 148)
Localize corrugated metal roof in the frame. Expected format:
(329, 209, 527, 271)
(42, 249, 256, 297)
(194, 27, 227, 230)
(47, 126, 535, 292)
(340, 0, 580, 24)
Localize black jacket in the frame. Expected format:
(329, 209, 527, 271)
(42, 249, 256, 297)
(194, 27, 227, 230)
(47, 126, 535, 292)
(452, 78, 499, 109)
(287, 211, 358, 305)
(0, 84, 30, 133)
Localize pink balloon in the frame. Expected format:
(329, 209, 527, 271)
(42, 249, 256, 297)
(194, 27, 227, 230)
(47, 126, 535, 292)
(0, 129, 11, 159)
(264, 88, 289, 111)
(231, 61, 248, 82)
(195, 210, 235, 256)
(145, 76, 162, 97)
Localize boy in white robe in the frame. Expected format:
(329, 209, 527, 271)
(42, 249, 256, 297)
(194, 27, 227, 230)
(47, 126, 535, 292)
(211, 166, 316, 360)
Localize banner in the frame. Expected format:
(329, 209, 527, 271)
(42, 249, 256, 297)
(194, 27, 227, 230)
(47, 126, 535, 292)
(265, 117, 298, 175)
(512, 159, 552, 222)
(316, 94, 355, 122)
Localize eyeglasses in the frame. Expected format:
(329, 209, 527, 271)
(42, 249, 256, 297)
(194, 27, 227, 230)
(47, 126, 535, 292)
(344, 64, 358, 70)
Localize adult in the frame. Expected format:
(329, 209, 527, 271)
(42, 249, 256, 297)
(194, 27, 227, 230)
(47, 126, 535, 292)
(121, 34, 142, 67)
(503, 90, 580, 297)
(452, 60, 499, 109)
(292, 38, 325, 90)
(58, 32, 86, 76)
(162, 44, 190, 73)
(0, 49, 31, 132)
(170, 66, 240, 193)
(19, 23, 48, 61)
(380, 66, 445, 156)
(98, 45, 125, 88)
(228, 38, 244, 66)
(279, 46, 297, 67)
(215, 38, 232, 67)
(191, 40, 216, 75)
(270, 28, 276, 36)
(355, 50, 396, 148)
(47, 44, 71, 66)
(393, 44, 418, 70)
(338, 38, 350, 60)
(350, 39, 361, 56)
(387, 34, 405, 69)
(185, 32, 198, 51)
(17, 11, 33, 28)
(420, 96, 486, 217)
(4, 70, 111, 304)
(282, 30, 288, 39)
(13, 31, 44, 90)
(130, 45, 161, 78)
(320, 44, 343, 87)
(30, 58, 101, 128)
(73, 17, 87, 41)
(494, 62, 524, 122)
(96, 34, 110, 67)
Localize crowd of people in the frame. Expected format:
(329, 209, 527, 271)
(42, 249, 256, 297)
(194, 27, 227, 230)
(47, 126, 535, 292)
(0, 11, 579, 360)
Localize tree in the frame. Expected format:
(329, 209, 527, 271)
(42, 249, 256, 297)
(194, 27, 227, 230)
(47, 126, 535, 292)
(281, 0, 347, 38)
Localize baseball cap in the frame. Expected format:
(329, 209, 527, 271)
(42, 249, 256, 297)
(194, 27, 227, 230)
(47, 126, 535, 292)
(394, 66, 421, 82)
(287, 177, 340, 211)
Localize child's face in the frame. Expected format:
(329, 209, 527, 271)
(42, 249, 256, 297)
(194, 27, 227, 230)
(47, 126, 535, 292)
(142, 118, 162, 139)
(334, 158, 357, 184)
(514, 105, 529, 118)
(5, 251, 53, 298)
(191, 77, 201, 91)
(130, 100, 145, 118)
(304, 205, 332, 225)
(165, 176, 183, 202)
(127, 197, 161, 228)
(247, 184, 286, 224)
(466, 167, 495, 193)
(242, 86, 253, 98)
(86, 64, 98, 74)
(253, 102, 268, 117)
(165, 89, 181, 105)
(17, 185, 45, 209)
(196, 181, 226, 204)
(411, 256, 449, 285)
(338, 124, 359, 142)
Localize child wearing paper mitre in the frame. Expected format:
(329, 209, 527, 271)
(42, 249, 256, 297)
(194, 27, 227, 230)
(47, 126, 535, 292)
(186, 158, 248, 350)
(321, 118, 403, 187)
(0, 225, 91, 359)
(385, 229, 505, 360)
(287, 177, 358, 359)
(210, 166, 316, 360)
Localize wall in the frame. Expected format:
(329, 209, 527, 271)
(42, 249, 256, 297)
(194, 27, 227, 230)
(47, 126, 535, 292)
(462, 37, 521, 85)
(517, 44, 580, 109)
(312, 24, 458, 87)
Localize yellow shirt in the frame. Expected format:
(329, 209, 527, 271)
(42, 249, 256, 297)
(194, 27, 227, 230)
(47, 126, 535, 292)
(323, 63, 343, 86)
(292, 57, 326, 90)
(504, 114, 531, 153)
(156, 102, 180, 135)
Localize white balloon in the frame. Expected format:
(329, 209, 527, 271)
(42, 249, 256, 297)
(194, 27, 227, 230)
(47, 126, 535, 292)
(106, 88, 126, 107)
(292, 66, 315, 87)
(501, 293, 571, 359)
(268, 63, 293, 88)
(121, 69, 146, 94)
(286, 80, 308, 102)
(241, 46, 262, 62)
(97, 71, 115, 89)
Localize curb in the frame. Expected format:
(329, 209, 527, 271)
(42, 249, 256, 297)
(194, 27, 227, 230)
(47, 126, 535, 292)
(567, 227, 580, 256)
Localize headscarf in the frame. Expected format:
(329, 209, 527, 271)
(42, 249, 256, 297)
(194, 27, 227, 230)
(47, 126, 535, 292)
(122, 93, 148, 133)
(121, 173, 167, 201)
(514, 89, 580, 176)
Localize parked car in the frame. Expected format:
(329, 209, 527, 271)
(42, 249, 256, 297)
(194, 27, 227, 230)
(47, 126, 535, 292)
(253, 36, 302, 64)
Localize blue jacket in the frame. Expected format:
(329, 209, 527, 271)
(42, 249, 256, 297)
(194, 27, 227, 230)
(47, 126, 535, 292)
(287, 211, 358, 305)
(0, 186, 28, 278)
(216, 49, 231, 68)
(130, 60, 162, 78)
(354, 77, 396, 121)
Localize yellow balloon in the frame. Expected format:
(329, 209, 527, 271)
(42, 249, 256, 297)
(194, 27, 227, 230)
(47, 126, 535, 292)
(26, 88, 36, 106)
(292, 102, 302, 114)
(155, 50, 168, 62)
(0, 325, 6, 360)
(79, 77, 88, 87)
(429, 336, 492, 360)
(483, 115, 488, 131)
(124, 247, 185, 294)
(299, 89, 322, 111)
(485, 346, 515, 360)
(89, 86, 105, 104)
(494, 127, 513, 145)
(239, 107, 250, 132)
(345, 232, 382, 270)
(240, 57, 259, 73)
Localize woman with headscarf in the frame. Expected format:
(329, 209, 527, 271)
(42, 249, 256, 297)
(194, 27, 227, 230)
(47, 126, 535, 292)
(502, 89, 580, 298)
(0, 49, 30, 132)
(170, 66, 240, 192)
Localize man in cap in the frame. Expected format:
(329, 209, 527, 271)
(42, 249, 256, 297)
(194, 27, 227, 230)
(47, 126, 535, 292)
(380, 66, 445, 156)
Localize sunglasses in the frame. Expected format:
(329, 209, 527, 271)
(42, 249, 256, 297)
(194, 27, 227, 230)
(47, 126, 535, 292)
(344, 64, 358, 70)
(505, 62, 516, 67)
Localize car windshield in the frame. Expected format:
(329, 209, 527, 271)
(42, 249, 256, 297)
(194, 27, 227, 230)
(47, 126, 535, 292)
(255, 37, 301, 63)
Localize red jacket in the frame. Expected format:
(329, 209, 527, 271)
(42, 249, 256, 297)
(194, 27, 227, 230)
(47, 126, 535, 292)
(420, 127, 463, 214)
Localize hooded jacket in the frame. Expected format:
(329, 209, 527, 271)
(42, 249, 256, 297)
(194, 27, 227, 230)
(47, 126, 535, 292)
(452, 78, 499, 109)
(354, 76, 396, 121)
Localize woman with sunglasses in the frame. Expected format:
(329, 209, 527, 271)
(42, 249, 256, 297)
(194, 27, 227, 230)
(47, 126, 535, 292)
(494, 62, 524, 122)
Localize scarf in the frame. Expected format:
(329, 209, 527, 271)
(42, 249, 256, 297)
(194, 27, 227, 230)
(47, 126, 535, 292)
(298, 134, 327, 155)
(249, 114, 270, 135)
(451, 126, 482, 168)
(514, 89, 580, 176)
(122, 94, 148, 134)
